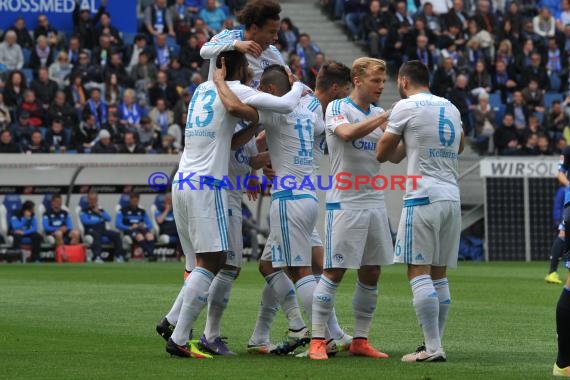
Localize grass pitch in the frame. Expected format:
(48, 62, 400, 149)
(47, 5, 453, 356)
(0, 261, 563, 379)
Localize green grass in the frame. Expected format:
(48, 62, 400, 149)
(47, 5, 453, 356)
(0, 261, 564, 379)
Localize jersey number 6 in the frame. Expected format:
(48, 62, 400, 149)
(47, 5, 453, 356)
(438, 107, 456, 147)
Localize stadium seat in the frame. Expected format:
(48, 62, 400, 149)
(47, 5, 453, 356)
(489, 92, 502, 108)
(75, 195, 114, 255)
(22, 68, 33, 84)
(22, 48, 31, 66)
(150, 194, 169, 244)
(115, 194, 133, 247)
(545, 92, 564, 109)
(494, 104, 506, 126)
(122, 33, 136, 46)
(38, 194, 71, 247)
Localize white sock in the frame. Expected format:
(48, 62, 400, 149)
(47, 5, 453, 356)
(411, 275, 441, 353)
(296, 275, 318, 323)
(165, 285, 184, 325)
(171, 268, 213, 346)
(327, 309, 345, 340)
(312, 276, 338, 339)
(433, 277, 451, 341)
(204, 269, 237, 342)
(267, 271, 305, 331)
(352, 281, 378, 339)
(249, 277, 280, 345)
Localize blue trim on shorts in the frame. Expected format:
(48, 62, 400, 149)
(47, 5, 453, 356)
(405, 207, 414, 263)
(403, 197, 430, 207)
(272, 190, 317, 202)
(325, 210, 333, 269)
(326, 202, 341, 210)
(279, 200, 291, 266)
(214, 190, 229, 251)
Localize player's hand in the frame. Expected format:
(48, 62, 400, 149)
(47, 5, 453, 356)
(246, 177, 260, 201)
(14, 230, 24, 235)
(262, 163, 275, 180)
(235, 40, 263, 57)
(60, 226, 68, 233)
(214, 56, 227, 82)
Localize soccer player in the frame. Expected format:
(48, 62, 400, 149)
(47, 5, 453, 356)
(309, 57, 395, 360)
(376, 60, 465, 362)
(43, 194, 80, 248)
(115, 192, 156, 261)
(164, 51, 305, 358)
(549, 148, 570, 285)
(554, 260, 570, 376)
(247, 61, 354, 356)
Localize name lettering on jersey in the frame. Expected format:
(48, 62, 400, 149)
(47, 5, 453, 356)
(428, 148, 458, 159)
(352, 139, 377, 151)
(414, 100, 449, 108)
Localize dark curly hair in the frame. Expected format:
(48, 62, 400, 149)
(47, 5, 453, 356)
(237, 0, 281, 29)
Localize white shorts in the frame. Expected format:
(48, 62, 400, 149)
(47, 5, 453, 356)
(260, 232, 277, 262)
(394, 200, 461, 268)
(172, 185, 230, 255)
(310, 228, 323, 247)
(227, 209, 243, 268)
(270, 195, 318, 268)
(325, 207, 393, 269)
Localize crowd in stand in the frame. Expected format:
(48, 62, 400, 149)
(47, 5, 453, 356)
(322, 0, 570, 155)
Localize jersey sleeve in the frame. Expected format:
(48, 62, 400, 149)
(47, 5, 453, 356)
(385, 100, 411, 136)
(325, 99, 349, 134)
(559, 147, 570, 173)
(200, 29, 241, 59)
(241, 82, 303, 114)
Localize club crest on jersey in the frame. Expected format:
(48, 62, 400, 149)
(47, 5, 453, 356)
(234, 147, 250, 164)
(261, 59, 270, 68)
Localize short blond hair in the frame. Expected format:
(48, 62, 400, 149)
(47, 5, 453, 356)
(351, 57, 386, 81)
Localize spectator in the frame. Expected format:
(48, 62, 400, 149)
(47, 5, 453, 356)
(557, 0, 570, 32)
(104, 51, 132, 89)
(288, 54, 304, 83)
(449, 74, 473, 135)
(154, 193, 179, 243)
(473, 92, 497, 154)
(48, 51, 73, 89)
(144, 0, 175, 37)
(154, 33, 173, 71)
(45, 118, 70, 151)
(167, 56, 192, 89)
(75, 113, 99, 153)
(199, 0, 227, 33)
(67, 36, 81, 66)
(116, 192, 156, 260)
(191, 18, 212, 44)
(0, 129, 21, 153)
(491, 59, 517, 104)
(30, 67, 58, 110)
(80, 191, 125, 263)
(407, 35, 435, 72)
(10, 111, 33, 143)
(179, 34, 203, 71)
(95, 12, 122, 48)
(430, 56, 456, 97)
(73, 0, 107, 50)
(91, 35, 113, 68)
(72, 50, 103, 85)
(546, 101, 569, 140)
(533, 6, 556, 38)
(138, 116, 161, 152)
(363, 0, 395, 59)
(468, 59, 492, 95)
(130, 51, 158, 89)
(21, 130, 48, 153)
(118, 130, 146, 153)
(48, 91, 77, 130)
(7, 16, 34, 49)
(149, 70, 178, 107)
(19, 89, 45, 128)
(420, 2, 442, 35)
(383, 20, 411, 69)
(118, 89, 144, 129)
(519, 133, 540, 155)
(84, 88, 108, 130)
(444, 0, 469, 32)
(521, 51, 550, 91)
(91, 129, 117, 153)
(148, 98, 174, 137)
(28, 35, 53, 74)
(169, 0, 194, 44)
(278, 17, 300, 54)
(10, 200, 42, 262)
(157, 133, 179, 154)
(103, 110, 127, 145)
(502, 2, 523, 43)
(394, 1, 414, 27)
(538, 134, 553, 155)
(494, 113, 521, 155)
(102, 73, 122, 106)
(184, 0, 204, 16)
(521, 19, 544, 50)
(3, 70, 26, 108)
(495, 39, 515, 69)
(0, 30, 24, 71)
(306, 52, 325, 90)
(295, 33, 321, 79)
(125, 34, 153, 73)
(521, 78, 545, 114)
(0, 93, 11, 129)
(466, 19, 494, 65)
(173, 89, 191, 126)
(515, 38, 535, 75)
(33, 14, 59, 48)
(473, 0, 496, 34)
(42, 194, 80, 247)
(546, 37, 565, 91)
(343, 0, 370, 41)
(555, 136, 567, 155)
(506, 91, 531, 131)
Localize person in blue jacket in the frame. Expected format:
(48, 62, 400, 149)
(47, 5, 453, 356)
(43, 193, 81, 248)
(154, 193, 179, 244)
(10, 200, 43, 262)
(116, 192, 156, 261)
(80, 191, 125, 263)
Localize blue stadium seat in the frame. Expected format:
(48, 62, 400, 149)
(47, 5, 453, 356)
(78, 195, 88, 211)
(118, 193, 130, 210)
(494, 104, 506, 126)
(22, 68, 33, 84)
(489, 92, 502, 108)
(122, 33, 136, 46)
(3, 194, 22, 220)
(154, 194, 165, 212)
(42, 194, 53, 213)
(22, 48, 31, 66)
(545, 92, 564, 109)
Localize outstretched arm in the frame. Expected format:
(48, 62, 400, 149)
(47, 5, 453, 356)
(376, 131, 402, 163)
(334, 111, 390, 142)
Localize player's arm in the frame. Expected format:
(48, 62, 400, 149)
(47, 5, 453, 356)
(249, 151, 270, 170)
(244, 82, 304, 114)
(376, 131, 402, 163)
(200, 31, 262, 58)
(43, 215, 57, 234)
(458, 132, 465, 154)
(333, 112, 389, 142)
(231, 123, 259, 150)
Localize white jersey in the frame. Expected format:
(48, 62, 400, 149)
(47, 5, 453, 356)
(178, 80, 304, 181)
(386, 92, 462, 203)
(201, 29, 287, 89)
(228, 124, 258, 210)
(306, 94, 326, 176)
(325, 97, 385, 209)
(261, 95, 322, 198)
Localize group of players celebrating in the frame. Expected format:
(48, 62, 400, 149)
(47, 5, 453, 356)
(153, 0, 469, 364)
